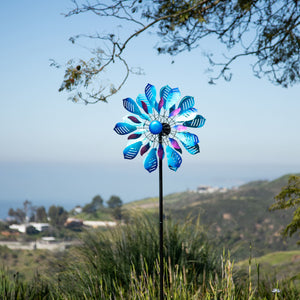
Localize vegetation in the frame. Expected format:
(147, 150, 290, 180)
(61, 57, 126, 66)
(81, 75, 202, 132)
(237, 250, 300, 284)
(0, 216, 299, 299)
(126, 174, 300, 260)
(270, 175, 300, 244)
(48, 205, 68, 227)
(0, 246, 53, 282)
(56, 0, 300, 103)
(1, 174, 300, 298)
(48, 214, 219, 298)
(82, 194, 104, 214)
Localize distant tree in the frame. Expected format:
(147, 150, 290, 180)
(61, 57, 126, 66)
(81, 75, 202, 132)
(112, 206, 123, 221)
(82, 195, 104, 214)
(48, 205, 68, 227)
(56, 0, 300, 104)
(107, 195, 123, 209)
(8, 208, 26, 224)
(269, 175, 300, 244)
(82, 203, 94, 214)
(91, 195, 104, 209)
(8, 200, 33, 224)
(35, 206, 48, 222)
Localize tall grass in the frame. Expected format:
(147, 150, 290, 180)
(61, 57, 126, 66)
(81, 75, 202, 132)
(51, 213, 220, 298)
(1, 214, 299, 299)
(0, 268, 53, 299)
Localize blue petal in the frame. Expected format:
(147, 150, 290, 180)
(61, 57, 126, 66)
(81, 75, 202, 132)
(169, 104, 176, 116)
(178, 96, 195, 111)
(123, 141, 143, 160)
(175, 108, 197, 122)
(183, 115, 206, 128)
(145, 84, 157, 111)
(144, 148, 158, 173)
(160, 85, 171, 109)
(123, 98, 142, 115)
(114, 122, 137, 135)
(181, 142, 200, 155)
(136, 94, 153, 114)
(166, 145, 182, 171)
(165, 88, 181, 111)
(176, 132, 199, 146)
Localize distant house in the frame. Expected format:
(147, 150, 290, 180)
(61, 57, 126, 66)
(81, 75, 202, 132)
(9, 224, 27, 233)
(9, 222, 49, 233)
(83, 220, 117, 228)
(196, 185, 228, 194)
(41, 236, 56, 243)
(64, 218, 83, 227)
(31, 223, 49, 231)
(74, 206, 83, 214)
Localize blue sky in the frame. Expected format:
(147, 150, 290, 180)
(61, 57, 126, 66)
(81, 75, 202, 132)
(0, 1, 300, 210)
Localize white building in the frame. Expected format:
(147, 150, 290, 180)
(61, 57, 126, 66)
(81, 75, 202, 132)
(83, 220, 117, 228)
(196, 185, 228, 194)
(9, 222, 49, 233)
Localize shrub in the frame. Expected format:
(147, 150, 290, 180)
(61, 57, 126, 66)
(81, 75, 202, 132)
(53, 213, 220, 298)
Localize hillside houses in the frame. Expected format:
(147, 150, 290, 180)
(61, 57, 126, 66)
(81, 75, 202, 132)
(9, 222, 50, 233)
(196, 185, 229, 194)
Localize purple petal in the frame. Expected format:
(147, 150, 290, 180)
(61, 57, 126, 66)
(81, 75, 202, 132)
(173, 125, 187, 132)
(169, 107, 181, 118)
(158, 144, 164, 160)
(140, 143, 150, 156)
(128, 116, 142, 124)
(169, 138, 182, 153)
(141, 101, 149, 114)
(128, 133, 142, 140)
(158, 97, 164, 113)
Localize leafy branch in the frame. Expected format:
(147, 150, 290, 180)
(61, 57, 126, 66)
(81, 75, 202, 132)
(55, 0, 300, 104)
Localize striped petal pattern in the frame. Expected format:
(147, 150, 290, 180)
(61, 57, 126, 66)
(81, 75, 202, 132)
(114, 83, 205, 172)
(144, 148, 158, 173)
(123, 141, 143, 160)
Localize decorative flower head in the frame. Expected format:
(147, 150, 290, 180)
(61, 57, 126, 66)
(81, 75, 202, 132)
(114, 84, 206, 172)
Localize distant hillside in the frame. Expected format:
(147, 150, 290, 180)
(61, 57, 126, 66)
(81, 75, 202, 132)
(125, 173, 300, 260)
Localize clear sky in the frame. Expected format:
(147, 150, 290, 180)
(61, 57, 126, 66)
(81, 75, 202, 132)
(0, 1, 300, 211)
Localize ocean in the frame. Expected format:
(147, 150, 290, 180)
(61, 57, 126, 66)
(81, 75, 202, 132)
(1, 161, 299, 219)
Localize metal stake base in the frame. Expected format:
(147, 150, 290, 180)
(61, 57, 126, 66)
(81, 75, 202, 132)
(159, 134, 163, 300)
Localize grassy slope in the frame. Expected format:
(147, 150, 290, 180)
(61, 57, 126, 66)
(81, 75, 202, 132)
(0, 246, 55, 282)
(236, 250, 300, 285)
(124, 173, 300, 260)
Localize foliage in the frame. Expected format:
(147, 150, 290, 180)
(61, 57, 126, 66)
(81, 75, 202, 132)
(127, 174, 300, 260)
(8, 200, 33, 224)
(34, 206, 48, 222)
(51, 214, 220, 298)
(8, 201, 49, 224)
(48, 205, 68, 227)
(270, 175, 300, 243)
(236, 249, 300, 285)
(0, 268, 53, 300)
(0, 216, 300, 299)
(82, 194, 104, 214)
(56, 0, 300, 103)
(107, 195, 123, 209)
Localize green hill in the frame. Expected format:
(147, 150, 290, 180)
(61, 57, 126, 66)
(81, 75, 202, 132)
(125, 173, 300, 260)
(236, 250, 300, 287)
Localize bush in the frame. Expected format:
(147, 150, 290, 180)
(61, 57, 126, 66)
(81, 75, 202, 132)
(52, 213, 220, 298)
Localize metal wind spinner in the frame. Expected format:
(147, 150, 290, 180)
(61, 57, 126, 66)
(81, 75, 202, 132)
(114, 83, 206, 171)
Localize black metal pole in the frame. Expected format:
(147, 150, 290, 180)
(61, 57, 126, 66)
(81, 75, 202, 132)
(159, 134, 164, 300)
